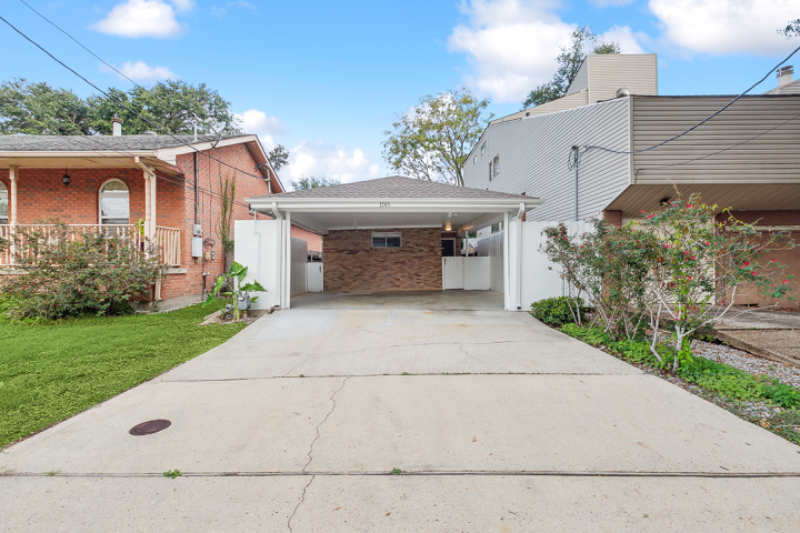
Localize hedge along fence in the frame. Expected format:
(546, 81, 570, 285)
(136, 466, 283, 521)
(1, 220, 164, 321)
(541, 193, 796, 374)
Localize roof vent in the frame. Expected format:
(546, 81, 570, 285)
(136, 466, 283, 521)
(778, 65, 793, 87)
(141, 131, 158, 136)
(616, 87, 631, 98)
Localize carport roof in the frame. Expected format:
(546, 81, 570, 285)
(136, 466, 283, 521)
(250, 175, 536, 201)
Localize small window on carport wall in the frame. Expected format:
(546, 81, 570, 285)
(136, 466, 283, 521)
(372, 232, 401, 248)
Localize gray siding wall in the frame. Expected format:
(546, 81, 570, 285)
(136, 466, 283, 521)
(463, 98, 631, 221)
(587, 54, 657, 103)
(632, 95, 800, 184)
(566, 60, 589, 96)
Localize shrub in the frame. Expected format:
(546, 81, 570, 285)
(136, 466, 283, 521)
(1, 222, 163, 320)
(531, 296, 587, 326)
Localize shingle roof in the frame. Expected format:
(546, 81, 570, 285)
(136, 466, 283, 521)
(0, 133, 242, 152)
(261, 176, 535, 200)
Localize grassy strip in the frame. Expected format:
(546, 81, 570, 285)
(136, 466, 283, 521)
(561, 323, 800, 408)
(0, 305, 245, 448)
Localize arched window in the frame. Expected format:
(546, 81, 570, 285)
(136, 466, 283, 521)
(99, 179, 129, 225)
(0, 182, 8, 225)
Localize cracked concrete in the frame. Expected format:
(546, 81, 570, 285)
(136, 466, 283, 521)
(3, 305, 800, 531)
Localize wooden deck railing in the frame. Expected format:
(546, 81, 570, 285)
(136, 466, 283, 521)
(0, 224, 181, 267)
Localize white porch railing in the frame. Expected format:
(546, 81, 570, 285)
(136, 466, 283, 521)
(0, 224, 181, 267)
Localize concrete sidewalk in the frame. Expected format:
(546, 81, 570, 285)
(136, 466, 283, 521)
(3, 308, 800, 531)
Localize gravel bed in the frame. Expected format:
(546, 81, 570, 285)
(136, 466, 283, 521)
(691, 339, 800, 389)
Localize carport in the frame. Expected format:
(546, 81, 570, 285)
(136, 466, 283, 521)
(240, 176, 541, 311)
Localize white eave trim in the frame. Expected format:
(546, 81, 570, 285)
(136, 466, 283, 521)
(245, 196, 542, 214)
(154, 135, 262, 164)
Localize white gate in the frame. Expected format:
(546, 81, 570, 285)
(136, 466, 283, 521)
(306, 263, 323, 292)
(442, 257, 490, 290)
(442, 257, 464, 289)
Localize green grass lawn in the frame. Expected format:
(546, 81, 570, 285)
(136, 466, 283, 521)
(0, 304, 246, 448)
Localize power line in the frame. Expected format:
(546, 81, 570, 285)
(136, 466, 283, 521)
(0, 13, 274, 186)
(17, 0, 143, 90)
(581, 42, 800, 156)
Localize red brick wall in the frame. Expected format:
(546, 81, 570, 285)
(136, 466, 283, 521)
(292, 226, 322, 253)
(1, 142, 323, 305)
(324, 228, 442, 292)
(718, 211, 800, 310)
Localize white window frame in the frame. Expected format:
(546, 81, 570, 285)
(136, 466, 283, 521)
(371, 231, 401, 248)
(492, 154, 500, 178)
(0, 181, 7, 224)
(480, 142, 487, 156)
(98, 178, 130, 225)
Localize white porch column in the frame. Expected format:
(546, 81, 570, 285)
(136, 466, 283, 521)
(503, 211, 510, 311)
(143, 171, 151, 238)
(150, 171, 157, 238)
(516, 203, 524, 311)
(8, 165, 17, 226)
(8, 165, 18, 266)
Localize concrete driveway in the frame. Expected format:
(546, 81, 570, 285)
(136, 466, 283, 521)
(3, 302, 800, 531)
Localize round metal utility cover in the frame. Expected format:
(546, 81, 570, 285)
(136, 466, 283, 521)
(129, 419, 171, 436)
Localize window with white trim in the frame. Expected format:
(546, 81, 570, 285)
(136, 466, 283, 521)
(371, 232, 401, 248)
(99, 179, 130, 225)
(492, 154, 500, 178)
(0, 182, 7, 224)
(480, 142, 487, 156)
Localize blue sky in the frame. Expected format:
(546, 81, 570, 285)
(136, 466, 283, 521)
(1, 0, 798, 185)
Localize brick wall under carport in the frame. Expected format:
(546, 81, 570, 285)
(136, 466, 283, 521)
(323, 228, 443, 291)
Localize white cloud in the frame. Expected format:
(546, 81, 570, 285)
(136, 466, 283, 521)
(284, 140, 381, 185)
(102, 60, 176, 82)
(448, 0, 647, 103)
(598, 25, 647, 54)
(92, 0, 193, 38)
(649, 0, 796, 56)
(234, 109, 285, 150)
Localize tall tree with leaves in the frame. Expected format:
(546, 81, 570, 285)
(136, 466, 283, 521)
(0, 78, 92, 134)
(292, 176, 341, 190)
(522, 26, 620, 109)
(0, 78, 240, 135)
(268, 144, 290, 171)
(383, 88, 492, 186)
(779, 19, 800, 37)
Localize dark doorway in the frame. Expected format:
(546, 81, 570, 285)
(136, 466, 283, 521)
(441, 239, 455, 257)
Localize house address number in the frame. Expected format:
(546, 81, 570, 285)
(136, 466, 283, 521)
(380, 202, 391, 208)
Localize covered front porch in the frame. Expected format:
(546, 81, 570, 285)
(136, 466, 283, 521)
(0, 158, 182, 268)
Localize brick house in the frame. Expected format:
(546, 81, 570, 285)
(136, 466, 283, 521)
(0, 128, 322, 311)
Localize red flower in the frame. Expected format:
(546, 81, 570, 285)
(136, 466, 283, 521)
(690, 256, 696, 260)
(783, 280, 790, 284)
(771, 259, 777, 263)
(704, 241, 710, 246)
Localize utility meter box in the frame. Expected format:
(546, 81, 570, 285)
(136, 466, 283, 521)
(191, 224, 202, 258)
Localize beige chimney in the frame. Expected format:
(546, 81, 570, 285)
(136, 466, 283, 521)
(778, 65, 793, 87)
(111, 117, 123, 136)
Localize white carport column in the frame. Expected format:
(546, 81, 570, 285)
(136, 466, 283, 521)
(283, 211, 292, 309)
(503, 211, 510, 311)
(515, 203, 524, 311)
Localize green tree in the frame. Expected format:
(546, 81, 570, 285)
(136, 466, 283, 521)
(268, 144, 290, 171)
(88, 80, 240, 135)
(382, 88, 492, 186)
(0, 78, 240, 136)
(522, 26, 620, 109)
(779, 19, 800, 37)
(292, 176, 341, 190)
(0, 78, 92, 135)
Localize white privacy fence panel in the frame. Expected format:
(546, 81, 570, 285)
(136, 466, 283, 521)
(290, 237, 308, 297)
(475, 232, 504, 293)
(234, 220, 281, 310)
(464, 257, 490, 290)
(442, 257, 465, 289)
(306, 263, 324, 292)
(519, 220, 594, 310)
